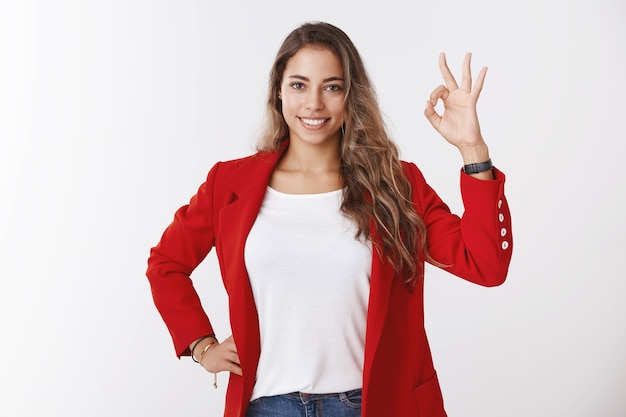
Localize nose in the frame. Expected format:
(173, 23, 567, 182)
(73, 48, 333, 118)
(305, 90, 324, 111)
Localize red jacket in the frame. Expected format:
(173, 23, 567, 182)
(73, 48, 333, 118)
(146, 146, 513, 417)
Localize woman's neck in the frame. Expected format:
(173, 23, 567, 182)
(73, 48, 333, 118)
(278, 138, 341, 174)
(270, 140, 342, 194)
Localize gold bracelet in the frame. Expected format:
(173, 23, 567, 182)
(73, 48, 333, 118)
(198, 341, 216, 363)
(190, 334, 216, 363)
(198, 341, 218, 389)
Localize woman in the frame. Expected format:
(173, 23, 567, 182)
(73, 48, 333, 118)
(146, 21, 512, 417)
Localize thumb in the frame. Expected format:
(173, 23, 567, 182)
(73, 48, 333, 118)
(424, 100, 441, 132)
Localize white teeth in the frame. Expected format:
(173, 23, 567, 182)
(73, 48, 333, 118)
(301, 118, 327, 126)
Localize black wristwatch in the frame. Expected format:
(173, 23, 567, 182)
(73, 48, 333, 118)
(463, 159, 493, 174)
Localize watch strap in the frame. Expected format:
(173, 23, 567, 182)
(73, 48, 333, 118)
(463, 159, 493, 174)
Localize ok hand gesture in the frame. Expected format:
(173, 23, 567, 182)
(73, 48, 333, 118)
(424, 52, 488, 152)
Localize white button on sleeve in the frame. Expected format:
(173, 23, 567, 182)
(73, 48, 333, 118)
(500, 228, 507, 237)
(498, 213, 505, 222)
(502, 241, 509, 250)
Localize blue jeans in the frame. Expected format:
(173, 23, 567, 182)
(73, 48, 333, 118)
(246, 389, 362, 417)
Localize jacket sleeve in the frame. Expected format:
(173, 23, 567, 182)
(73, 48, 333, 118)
(405, 162, 512, 286)
(146, 162, 222, 357)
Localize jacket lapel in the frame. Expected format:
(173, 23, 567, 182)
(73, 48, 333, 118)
(363, 234, 394, 392)
(215, 148, 285, 409)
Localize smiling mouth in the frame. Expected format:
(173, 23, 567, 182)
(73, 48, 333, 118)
(299, 117, 330, 127)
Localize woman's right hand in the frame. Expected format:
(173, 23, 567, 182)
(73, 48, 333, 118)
(198, 335, 242, 376)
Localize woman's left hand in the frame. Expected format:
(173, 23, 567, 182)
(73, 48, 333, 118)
(424, 52, 487, 151)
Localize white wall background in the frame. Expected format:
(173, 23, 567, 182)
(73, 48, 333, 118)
(1, 0, 624, 416)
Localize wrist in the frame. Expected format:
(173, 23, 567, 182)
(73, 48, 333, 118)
(457, 142, 489, 165)
(190, 335, 217, 362)
(197, 339, 218, 365)
(463, 159, 492, 175)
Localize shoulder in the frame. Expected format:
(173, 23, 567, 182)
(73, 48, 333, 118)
(208, 151, 281, 178)
(200, 150, 282, 198)
(400, 160, 428, 186)
(212, 151, 271, 171)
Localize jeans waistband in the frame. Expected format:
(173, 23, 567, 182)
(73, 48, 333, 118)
(283, 388, 361, 401)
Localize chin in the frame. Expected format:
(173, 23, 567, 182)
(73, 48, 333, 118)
(295, 130, 341, 145)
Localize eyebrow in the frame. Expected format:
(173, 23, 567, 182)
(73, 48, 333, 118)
(288, 75, 345, 83)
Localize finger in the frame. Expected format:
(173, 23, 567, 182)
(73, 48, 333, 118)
(471, 66, 488, 99)
(224, 343, 237, 355)
(225, 362, 243, 376)
(201, 350, 239, 373)
(439, 52, 458, 90)
(222, 336, 238, 351)
(460, 52, 472, 92)
(429, 85, 449, 105)
(424, 100, 441, 132)
(226, 351, 241, 366)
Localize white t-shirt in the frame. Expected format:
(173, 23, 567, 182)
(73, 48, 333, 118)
(244, 187, 372, 400)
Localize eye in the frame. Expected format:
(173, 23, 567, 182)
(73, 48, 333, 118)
(290, 82, 305, 90)
(325, 84, 343, 92)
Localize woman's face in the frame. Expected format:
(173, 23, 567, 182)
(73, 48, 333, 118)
(279, 46, 345, 148)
